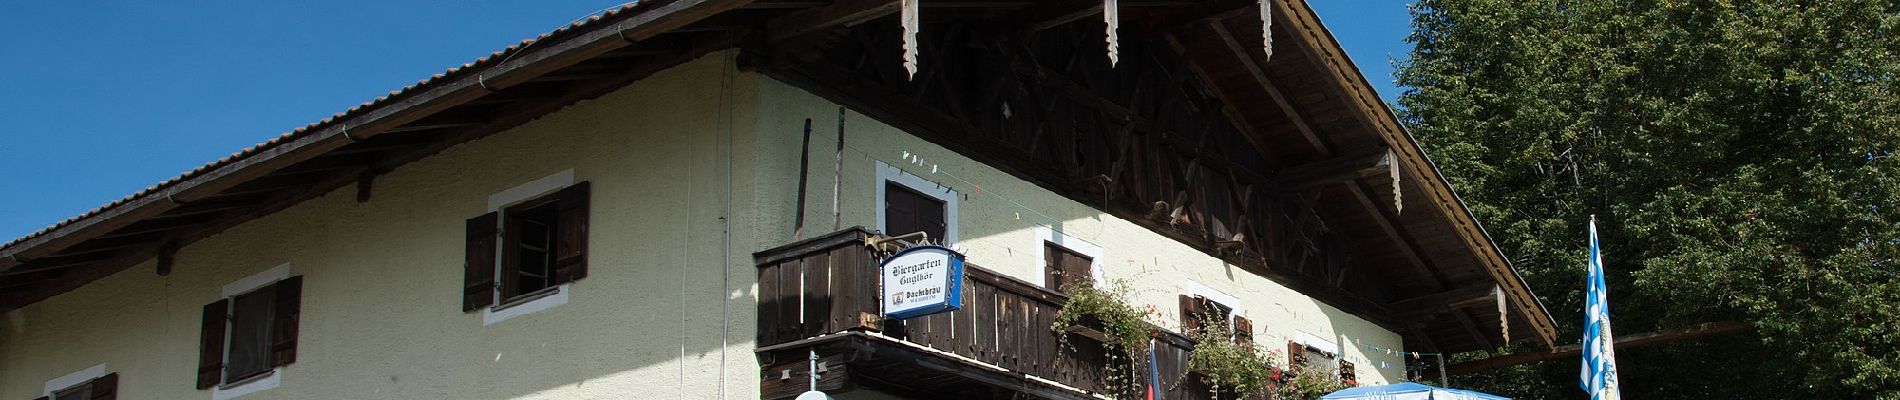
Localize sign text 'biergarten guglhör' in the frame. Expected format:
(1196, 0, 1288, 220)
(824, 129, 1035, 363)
(880, 245, 965, 320)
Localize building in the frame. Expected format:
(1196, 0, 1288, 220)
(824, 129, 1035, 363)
(0, 1, 1556, 399)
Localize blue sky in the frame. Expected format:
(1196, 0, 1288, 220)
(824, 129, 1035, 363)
(0, 1, 1415, 241)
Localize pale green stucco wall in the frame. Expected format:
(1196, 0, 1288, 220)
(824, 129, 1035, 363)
(1, 51, 1405, 400)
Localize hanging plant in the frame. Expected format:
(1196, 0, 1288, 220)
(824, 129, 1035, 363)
(1185, 317, 1278, 397)
(1270, 361, 1349, 400)
(1050, 279, 1153, 398)
(1051, 279, 1153, 351)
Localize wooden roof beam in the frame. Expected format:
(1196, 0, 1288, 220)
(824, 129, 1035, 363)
(1210, 19, 1330, 158)
(767, 0, 901, 43)
(1026, 0, 1101, 31)
(1273, 149, 1393, 190)
(1390, 284, 1499, 319)
(1162, 33, 1279, 169)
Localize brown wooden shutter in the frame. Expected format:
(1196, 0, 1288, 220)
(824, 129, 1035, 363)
(196, 299, 228, 389)
(270, 276, 302, 367)
(1178, 294, 1202, 336)
(917, 189, 946, 243)
(1288, 340, 1308, 368)
(1044, 244, 1094, 292)
(89, 373, 118, 400)
(551, 181, 590, 284)
(1233, 315, 1254, 346)
(463, 212, 499, 312)
(1062, 251, 1093, 290)
(884, 182, 946, 243)
(1043, 243, 1061, 289)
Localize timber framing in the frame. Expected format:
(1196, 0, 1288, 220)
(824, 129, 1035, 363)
(0, 0, 1555, 355)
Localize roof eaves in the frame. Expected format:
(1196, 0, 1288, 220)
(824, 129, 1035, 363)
(0, 2, 655, 259)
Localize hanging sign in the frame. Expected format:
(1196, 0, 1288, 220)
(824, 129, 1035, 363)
(880, 245, 965, 319)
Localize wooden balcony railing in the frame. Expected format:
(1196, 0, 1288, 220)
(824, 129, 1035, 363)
(756, 227, 1220, 399)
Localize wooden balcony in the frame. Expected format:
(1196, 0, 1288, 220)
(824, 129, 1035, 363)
(755, 228, 1223, 400)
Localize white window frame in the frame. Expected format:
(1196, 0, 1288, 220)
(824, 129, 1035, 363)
(480, 169, 576, 326)
(874, 161, 958, 244)
(1033, 226, 1104, 289)
(43, 363, 107, 398)
(213, 263, 290, 400)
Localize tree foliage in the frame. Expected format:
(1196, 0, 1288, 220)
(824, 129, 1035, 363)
(1397, 0, 1900, 398)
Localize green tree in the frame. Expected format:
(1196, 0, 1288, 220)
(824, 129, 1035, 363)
(1396, 0, 1900, 398)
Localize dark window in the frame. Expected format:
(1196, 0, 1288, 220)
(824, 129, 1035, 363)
(1179, 295, 1234, 339)
(463, 182, 590, 311)
(503, 194, 561, 300)
(52, 385, 89, 400)
(1288, 340, 1339, 376)
(197, 277, 301, 390)
(226, 285, 276, 383)
(50, 372, 116, 400)
(884, 181, 946, 243)
(1044, 243, 1093, 291)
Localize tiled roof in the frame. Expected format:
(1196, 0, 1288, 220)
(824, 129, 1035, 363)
(0, 2, 647, 253)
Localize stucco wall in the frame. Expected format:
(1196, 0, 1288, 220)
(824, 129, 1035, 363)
(748, 76, 1408, 385)
(2, 52, 769, 400)
(2, 51, 1406, 400)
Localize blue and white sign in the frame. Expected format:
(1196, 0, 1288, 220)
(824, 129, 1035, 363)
(880, 245, 965, 320)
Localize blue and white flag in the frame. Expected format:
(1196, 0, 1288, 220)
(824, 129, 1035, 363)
(1580, 218, 1622, 400)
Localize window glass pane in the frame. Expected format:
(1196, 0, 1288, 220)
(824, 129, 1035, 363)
(1307, 348, 1339, 374)
(507, 200, 560, 298)
(227, 285, 277, 382)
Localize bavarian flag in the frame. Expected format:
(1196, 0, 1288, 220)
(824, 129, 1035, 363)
(1579, 218, 1623, 400)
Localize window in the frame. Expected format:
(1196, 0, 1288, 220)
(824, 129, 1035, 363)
(39, 367, 115, 400)
(464, 181, 590, 313)
(1288, 340, 1340, 380)
(51, 384, 90, 400)
(1180, 294, 1252, 344)
(225, 285, 276, 382)
(196, 270, 301, 391)
(883, 182, 945, 242)
(1035, 226, 1102, 291)
(875, 161, 957, 244)
(1044, 243, 1093, 292)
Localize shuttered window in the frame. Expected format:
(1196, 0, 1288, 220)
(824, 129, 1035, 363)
(883, 181, 945, 243)
(1043, 243, 1093, 292)
(225, 285, 275, 382)
(1178, 294, 1233, 339)
(41, 372, 116, 400)
(1287, 340, 1339, 376)
(464, 181, 590, 311)
(196, 276, 301, 389)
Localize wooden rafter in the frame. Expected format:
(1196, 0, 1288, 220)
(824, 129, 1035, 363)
(1273, 149, 1393, 190)
(766, 0, 901, 43)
